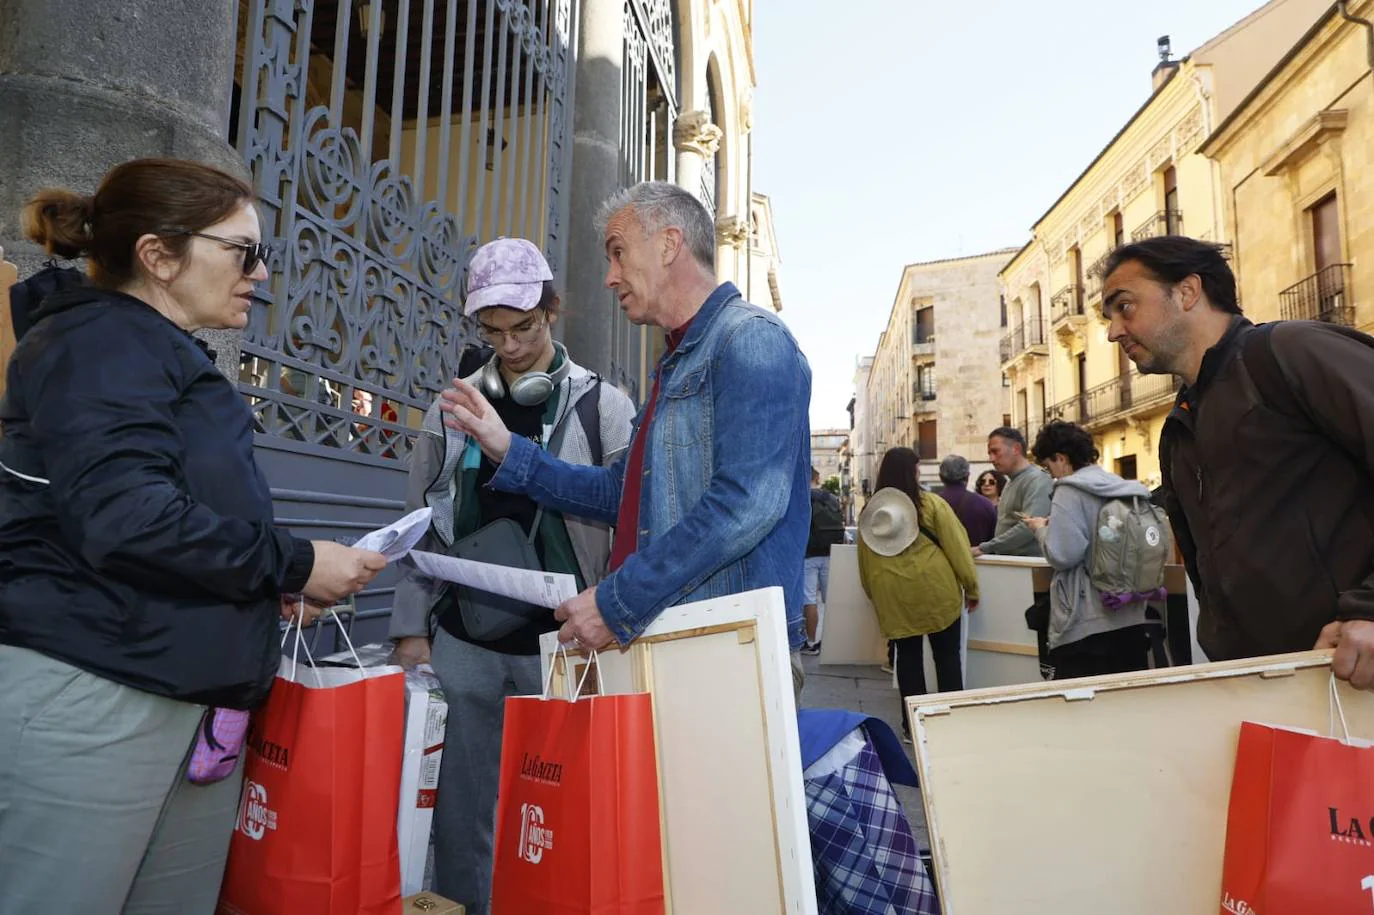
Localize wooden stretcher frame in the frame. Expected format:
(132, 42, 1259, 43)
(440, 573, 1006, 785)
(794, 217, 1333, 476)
(539, 586, 817, 915)
(906, 649, 1372, 914)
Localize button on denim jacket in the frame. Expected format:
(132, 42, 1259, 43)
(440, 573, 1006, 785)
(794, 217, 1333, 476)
(491, 282, 812, 648)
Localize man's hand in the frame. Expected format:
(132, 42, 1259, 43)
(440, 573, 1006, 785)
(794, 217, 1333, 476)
(303, 542, 387, 604)
(1024, 516, 1049, 532)
(1318, 619, 1374, 691)
(280, 594, 329, 627)
(971, 546, 984, 558)
(967, 598, 980, 612)
(391, 636, 432, 669)
(439, 378, 513, 461)
(554, 586, 618, 651)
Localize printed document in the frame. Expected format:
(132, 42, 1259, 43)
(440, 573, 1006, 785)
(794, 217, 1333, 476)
(408, 550, 578, 609)
(353, 507, 433, 561)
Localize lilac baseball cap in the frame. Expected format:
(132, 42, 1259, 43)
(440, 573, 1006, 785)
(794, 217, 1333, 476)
(463, 237, 554, 316)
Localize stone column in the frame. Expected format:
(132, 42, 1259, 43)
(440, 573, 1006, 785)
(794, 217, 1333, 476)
(560, 0, 625, 381)
(715, 214, 749, 290)
(672, 110, 722, 208)
(0, 0, 244, 375)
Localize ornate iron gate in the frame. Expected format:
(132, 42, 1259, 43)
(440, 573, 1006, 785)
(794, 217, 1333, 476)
(230, 0, 575, 633)
(607, 0, 677, 399)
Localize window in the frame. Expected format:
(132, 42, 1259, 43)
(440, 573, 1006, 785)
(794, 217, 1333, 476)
(914, 306, 935, 345)
(1000, 295, 1007, 328)
(1112, 211, 1125, 248)
(1311, 192, 1341, 272)
(1116, 455, 1138, 480)
(1163, 166, 1179, 234)
(917, 365, 936, 400)
(917, 420, 937, 461)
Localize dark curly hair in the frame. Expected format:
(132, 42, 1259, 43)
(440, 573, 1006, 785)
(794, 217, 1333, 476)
(1032, 420, 1099, 471)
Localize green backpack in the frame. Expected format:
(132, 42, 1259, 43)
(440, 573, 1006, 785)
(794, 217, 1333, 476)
(1088, 495, 1172, 596)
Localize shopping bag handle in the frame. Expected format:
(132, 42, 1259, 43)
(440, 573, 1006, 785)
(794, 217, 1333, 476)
(1330, 673, 1355, 744)
(542, 644, 599, 703)
(276, 598, 369, 683)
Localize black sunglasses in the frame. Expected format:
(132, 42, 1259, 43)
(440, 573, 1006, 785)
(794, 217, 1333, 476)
(164, 229, 268, 275)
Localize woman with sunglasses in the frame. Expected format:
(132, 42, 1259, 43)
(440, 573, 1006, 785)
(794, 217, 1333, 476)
(0, 158, 387, 912)
(975, 469, 1007, 507)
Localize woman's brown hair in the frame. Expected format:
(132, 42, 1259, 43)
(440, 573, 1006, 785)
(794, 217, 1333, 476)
(21, 158, 255, 289)
(874, 446, 925, 531)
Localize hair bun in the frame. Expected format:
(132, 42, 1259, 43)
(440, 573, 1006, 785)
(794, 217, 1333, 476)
(22, 188, 96, 259)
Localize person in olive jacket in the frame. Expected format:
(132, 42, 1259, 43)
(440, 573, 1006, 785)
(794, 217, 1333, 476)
(0, 158, 385, 914)
(1102, 235, 1374, 688)
(858, 447, 980, 738)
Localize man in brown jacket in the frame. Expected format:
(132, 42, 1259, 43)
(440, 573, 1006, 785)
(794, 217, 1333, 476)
(1100, 236, 1374, 688)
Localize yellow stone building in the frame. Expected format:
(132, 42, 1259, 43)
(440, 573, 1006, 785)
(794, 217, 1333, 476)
(1201, 0, 1374, 331)
(999, 0, 1329, 488)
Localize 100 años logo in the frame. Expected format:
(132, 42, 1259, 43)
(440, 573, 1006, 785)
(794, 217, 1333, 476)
(517, 803, 555, 864)
(237, 780, 278, 841)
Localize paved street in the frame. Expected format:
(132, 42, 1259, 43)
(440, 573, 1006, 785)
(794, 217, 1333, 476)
(799, 654, 930, 850)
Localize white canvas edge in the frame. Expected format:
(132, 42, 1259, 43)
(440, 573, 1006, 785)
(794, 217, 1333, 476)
(907, 651, 1336, 915)
(539, 586, 817, 915)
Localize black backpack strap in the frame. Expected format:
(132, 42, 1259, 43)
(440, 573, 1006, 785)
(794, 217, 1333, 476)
(575, 377, 603, 466)
(1241, 323, 1298, 417)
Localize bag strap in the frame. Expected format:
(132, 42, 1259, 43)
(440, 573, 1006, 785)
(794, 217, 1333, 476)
(919, 524, 941, 550)
(575, 377, 603, 466)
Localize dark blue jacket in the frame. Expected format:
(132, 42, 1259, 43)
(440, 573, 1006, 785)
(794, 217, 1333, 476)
(0, 287, 312, 708)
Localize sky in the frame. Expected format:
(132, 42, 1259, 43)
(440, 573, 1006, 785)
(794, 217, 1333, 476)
(750, 0, 1289, 430)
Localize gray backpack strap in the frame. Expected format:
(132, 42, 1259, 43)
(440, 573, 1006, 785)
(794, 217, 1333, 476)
(575, 377, 604, 466)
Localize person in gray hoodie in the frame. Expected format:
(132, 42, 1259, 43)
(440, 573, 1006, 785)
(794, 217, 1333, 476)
(1025, 420, 1157, 679)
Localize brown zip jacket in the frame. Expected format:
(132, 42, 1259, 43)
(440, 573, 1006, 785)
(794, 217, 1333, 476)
(1160, 316, 1374, 661)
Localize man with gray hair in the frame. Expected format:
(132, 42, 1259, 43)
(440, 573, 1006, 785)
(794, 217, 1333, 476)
(440, 181, 814, 696)
(933, 454, 997, 547)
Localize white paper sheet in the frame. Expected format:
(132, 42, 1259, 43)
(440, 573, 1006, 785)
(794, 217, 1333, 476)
(408, 549, 578, 609)
(352, 507, 433, 561)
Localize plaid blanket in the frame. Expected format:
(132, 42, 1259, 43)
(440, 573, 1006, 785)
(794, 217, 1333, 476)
(805, 736, 939, 915)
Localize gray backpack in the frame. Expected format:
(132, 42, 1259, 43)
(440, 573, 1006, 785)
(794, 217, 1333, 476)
(1088, 496, 1171, 596)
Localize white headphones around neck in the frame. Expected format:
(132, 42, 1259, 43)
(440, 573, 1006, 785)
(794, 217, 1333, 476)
(471, 340, 570, 406)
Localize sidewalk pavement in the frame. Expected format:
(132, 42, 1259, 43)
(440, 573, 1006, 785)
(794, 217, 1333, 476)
(798, 652, 930, 851)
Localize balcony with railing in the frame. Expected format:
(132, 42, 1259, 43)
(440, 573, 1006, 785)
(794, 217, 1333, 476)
(1130, 209, 1183, 242)
(1085, 253, 1111, 302)
(999, 318, 1049, 366)
(1045, 372, 1181, 429)
(1279, 264, 1354, 325)
(1050, 285, 1086, 325)
(911, 326, 936, 357)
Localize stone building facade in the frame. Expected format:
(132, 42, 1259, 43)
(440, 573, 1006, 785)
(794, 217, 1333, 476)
(999, 0, 1329, 487)
(1201, 0, 1374, 332)
(862, 250, 1016, 485)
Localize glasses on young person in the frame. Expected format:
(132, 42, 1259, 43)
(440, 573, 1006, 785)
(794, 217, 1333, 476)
(479, 315, 547, 346)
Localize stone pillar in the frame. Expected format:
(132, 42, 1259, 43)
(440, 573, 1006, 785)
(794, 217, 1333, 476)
(560, 0, 625, 381)
(672, 110, 722, 207)
(0, 0, 244, 376)
(715, 214, 749, 290)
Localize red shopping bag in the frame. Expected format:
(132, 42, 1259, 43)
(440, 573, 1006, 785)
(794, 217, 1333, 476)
(1219, 677, 1374, 914)
(491, 654, 665, 915)
(217, 641, 406, 915)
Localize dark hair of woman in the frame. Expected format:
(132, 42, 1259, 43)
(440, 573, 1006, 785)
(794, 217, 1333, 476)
(874, 446, 924, 530)
(1032, 419, 1100, 471)
(22, 158, 255, 290)
(975, 470, 1007, 497)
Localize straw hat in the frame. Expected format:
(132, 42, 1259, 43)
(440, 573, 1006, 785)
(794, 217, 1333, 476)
(858, 487, 919, 557)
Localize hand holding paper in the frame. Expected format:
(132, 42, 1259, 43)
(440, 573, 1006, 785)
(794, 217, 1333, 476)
(353, 507, 434, 561)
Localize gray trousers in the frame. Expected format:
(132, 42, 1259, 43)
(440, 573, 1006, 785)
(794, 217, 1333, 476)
(429, 628, 543, 915)
(0, 644, 243, 915)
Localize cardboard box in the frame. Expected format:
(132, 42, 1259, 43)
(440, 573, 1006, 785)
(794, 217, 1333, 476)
(318, 644, 448, 899)
(398, 667, 447, 897)
(402, 892, 464, 914)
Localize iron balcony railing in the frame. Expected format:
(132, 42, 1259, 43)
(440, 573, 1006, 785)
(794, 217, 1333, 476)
(911, 326, 936, 356)
(1085, 253, 1112, 301)
(1280, 264, 1354, 325)
(1045, 372, 1181, 428)
(1050, 285, 1086, 324)
(1131, 209, 1184, 242)
(999, 318, 1048, 364)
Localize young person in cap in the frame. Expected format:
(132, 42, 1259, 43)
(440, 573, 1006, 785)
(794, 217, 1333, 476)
(387, 236, 635, 914)
(858, 447, 980, 739)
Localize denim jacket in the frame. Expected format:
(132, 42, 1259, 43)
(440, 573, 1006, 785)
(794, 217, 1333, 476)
(491, 282, 812, 649)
